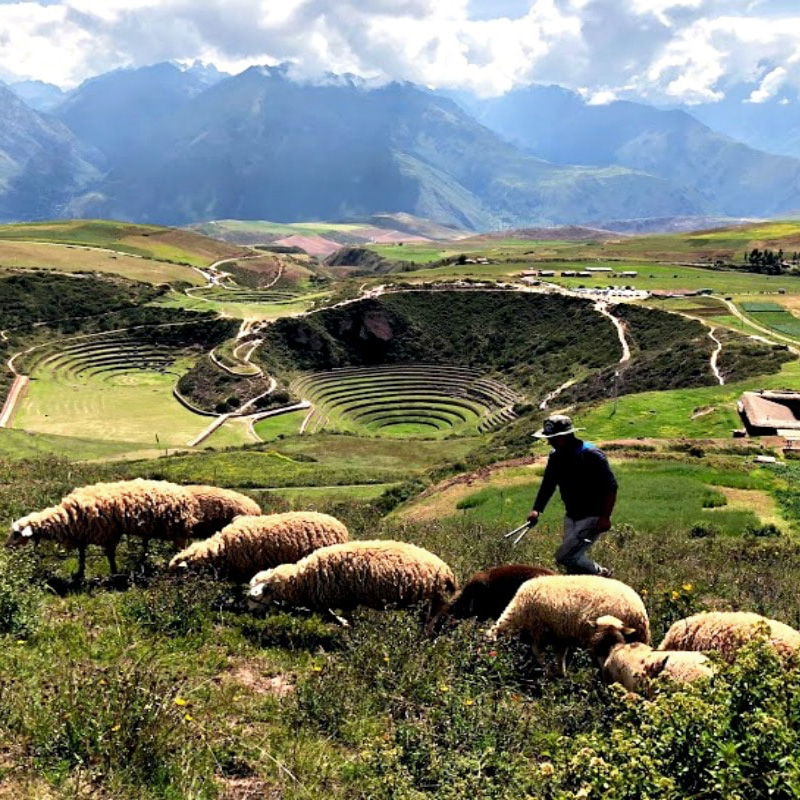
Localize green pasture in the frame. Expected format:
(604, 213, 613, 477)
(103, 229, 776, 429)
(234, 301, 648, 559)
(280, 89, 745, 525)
(252, 410, 306, 441)
(439, 459, 774, 536)
(0, 428, 157, 461)
(260, 482, 398, 504)
(191, 219, 368, 238)
(0, 219, 241, 267)
(154, 290, 318, 320)
(0, 241, 205, 286)
(576, 359, 800, 440)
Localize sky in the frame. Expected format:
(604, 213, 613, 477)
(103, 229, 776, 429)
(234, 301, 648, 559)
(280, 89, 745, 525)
(1, 0, 800, 104)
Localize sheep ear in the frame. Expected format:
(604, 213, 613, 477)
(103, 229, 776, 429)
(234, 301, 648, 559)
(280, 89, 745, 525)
(595, 615, 625, 629)
(645, 655, 670, 678)
(622, 626, 636, 635)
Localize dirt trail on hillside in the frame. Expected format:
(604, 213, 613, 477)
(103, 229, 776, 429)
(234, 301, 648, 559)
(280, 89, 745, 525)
(708, 328, 724, 385)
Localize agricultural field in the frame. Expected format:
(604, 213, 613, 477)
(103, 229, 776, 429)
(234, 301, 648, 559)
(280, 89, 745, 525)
(0, 220, 247, 267)
(0, 240, 205, 285)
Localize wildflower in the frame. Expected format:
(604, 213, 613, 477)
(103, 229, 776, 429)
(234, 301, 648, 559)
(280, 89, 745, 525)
(184, 714, 193, 722)
(311, 665, 322, 673)
(174, 697, 188, 706)
(15, 640, 25, 645)
(464, 698, 475, 706)
(510, 693, 521, 703)
(489, 649, 498, 658)
(682, 583, 693, 592)
(111, 724, 121, 732)
(671, 590, 680, 600)
(539, 762, 555, 776)
(440, 685, 450, 693)
(383, 656, 390, 663)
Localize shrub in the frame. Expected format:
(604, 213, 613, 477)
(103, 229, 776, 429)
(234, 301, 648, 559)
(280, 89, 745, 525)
(0, 548, 42, 638)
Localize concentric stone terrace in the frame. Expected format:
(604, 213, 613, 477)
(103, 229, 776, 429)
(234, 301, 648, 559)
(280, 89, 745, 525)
(294, 364, 522, 437)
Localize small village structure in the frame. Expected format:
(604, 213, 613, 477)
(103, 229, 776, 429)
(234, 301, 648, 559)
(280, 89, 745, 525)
(738, 390, 800, 442)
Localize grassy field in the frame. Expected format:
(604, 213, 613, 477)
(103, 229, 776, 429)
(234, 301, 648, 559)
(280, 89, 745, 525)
(153, 290, 318, 320)
(2, 450, 800, 797)
(0, 428, 160, 461)
(0, 220, 247, 266)
(0, 241, 205, 285)
(400, 458, 778, 536)
(574, 358, 800, 440)
(252, 410, 307, 441)
(12, 355, 252, 450)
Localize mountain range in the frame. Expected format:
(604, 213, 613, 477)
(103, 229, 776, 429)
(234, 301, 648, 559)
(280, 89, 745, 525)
(3, 62, 800, 230)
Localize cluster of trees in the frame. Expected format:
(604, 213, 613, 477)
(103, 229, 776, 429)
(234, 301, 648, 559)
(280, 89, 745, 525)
(742, 248, 800, 274)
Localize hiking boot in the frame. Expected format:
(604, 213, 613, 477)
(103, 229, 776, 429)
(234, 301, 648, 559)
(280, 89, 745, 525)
(596, 566, 614, 578)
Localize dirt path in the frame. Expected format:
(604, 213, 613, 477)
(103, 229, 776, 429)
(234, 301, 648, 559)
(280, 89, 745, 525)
(708, 328, 724, 385)
(539, 378, 577, 411)
(0, 375, 28, 428)
(594, 301, 631, 364)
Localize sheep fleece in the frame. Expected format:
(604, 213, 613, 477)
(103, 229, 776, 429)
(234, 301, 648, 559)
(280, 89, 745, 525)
(603, 643, 714, 693)
(659, 611, 800, 663)
(170, 512, 349, 579)
(10, 479, 199, 549)
(489, 575, 650, 647)
(249, 540, 456, 610)
(184, 485, 261, 537)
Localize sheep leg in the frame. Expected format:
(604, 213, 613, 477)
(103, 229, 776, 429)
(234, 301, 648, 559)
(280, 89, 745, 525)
(556, 645, 571, 678)
(138, 537, 151, 569)
(75, 544, 86, 582)
(105, 542, 118, 575)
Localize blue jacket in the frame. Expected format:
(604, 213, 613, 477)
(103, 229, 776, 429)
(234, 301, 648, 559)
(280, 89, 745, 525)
(532, 439, 618, 520)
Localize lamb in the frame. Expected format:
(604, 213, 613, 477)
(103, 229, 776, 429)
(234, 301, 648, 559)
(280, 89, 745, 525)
(487, 575, 650, 676)
(659, 611, 800, 663)
(434, 563, 555, 628)
(183, 485, 261, 538)
(248, 540, 457, 622)
(169, 511, 349, 581)
(592, 615, 715, 694)
(6, 479, 261, 580)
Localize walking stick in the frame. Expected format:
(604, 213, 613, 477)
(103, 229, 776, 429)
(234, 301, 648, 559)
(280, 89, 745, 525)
(503, 521, 532, 546)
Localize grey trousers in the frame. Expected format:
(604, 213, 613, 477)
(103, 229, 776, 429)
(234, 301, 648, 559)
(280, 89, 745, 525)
(555, 516, 604, 575)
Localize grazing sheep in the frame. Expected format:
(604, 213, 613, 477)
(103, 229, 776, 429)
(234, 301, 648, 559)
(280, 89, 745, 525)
(248, 540, 456, 622)
(592, 615, 714, 694)
(659, 611, 800, 663)
(435, 564, 555, 627)
(183, 485, 261, 538)
(7, 479, 199, 579)
(169, 511, 349, 581)
(487, 575, 650, 676)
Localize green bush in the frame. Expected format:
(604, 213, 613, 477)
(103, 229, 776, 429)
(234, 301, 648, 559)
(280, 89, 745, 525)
(0, 548, 42, 637)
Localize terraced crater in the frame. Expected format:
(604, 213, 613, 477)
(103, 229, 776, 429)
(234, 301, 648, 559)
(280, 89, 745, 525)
(294, 364, 522, 437)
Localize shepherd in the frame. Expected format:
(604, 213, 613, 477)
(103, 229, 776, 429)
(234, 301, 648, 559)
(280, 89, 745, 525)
(526, 414, 617, 577)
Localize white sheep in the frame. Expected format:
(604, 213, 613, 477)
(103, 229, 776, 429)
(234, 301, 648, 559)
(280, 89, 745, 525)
(169, 511, 349, 581)
(659, 611, 800, 664)
(487, 575, 650, 676)
(183, 485, 261, 538)
(7, 479, 262, 579)
(592, 615, 715, 694)
(248, 540, 457, 622)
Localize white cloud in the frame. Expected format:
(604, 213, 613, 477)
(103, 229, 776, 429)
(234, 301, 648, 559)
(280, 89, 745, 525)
(1, 0, 800, 107)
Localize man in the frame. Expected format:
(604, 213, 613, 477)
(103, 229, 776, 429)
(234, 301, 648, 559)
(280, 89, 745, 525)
(526, 414, 617, 577)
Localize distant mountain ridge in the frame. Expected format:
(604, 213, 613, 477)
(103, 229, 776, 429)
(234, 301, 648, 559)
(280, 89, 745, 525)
(1, 62, 800, 229)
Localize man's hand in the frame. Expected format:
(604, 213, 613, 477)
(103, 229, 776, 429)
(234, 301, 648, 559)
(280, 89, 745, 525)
(597, 516, 612, 533)
(526, 509, 540, 526)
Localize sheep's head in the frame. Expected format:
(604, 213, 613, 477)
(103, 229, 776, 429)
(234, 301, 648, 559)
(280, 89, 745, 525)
(590, 615, 637, 665)
(7, 517, 38, 548)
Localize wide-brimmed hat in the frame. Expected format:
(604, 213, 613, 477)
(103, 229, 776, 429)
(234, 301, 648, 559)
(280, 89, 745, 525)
(533, 414, 585, 439)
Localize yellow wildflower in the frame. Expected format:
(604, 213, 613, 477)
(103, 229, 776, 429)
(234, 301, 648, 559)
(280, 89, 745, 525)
(671, 591, 680, 600)
(174, 697, 188, 706)
(464, 698, 475, 707)
(184, 714, 193, 722)
(682, 583, 693, 592)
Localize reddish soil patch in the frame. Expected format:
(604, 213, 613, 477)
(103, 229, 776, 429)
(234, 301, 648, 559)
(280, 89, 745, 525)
(222, 660, 295, 698)
(274, 235, 341, 257)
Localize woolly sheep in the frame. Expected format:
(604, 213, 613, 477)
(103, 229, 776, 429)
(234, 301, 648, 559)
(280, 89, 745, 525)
(169, 511, 349, 581)
(435, 563, 555, 627)
(593, 615, 714, 694)
(6, 479, 261, 580)
(7, 479, 199, 579)
(487, 575, 650, 676)
(659, 611, 800, 664)
(248, 540, 457, 621)
(183, 485, 261, 538)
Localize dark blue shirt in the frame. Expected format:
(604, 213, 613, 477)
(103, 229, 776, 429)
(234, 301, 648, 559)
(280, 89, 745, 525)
(532, 439, 618, 520)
